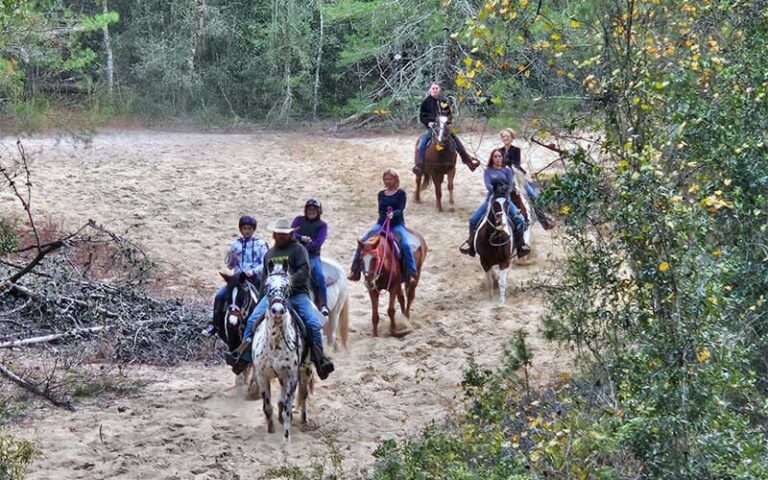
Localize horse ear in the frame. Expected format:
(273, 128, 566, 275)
(267, 259, 275, 273)
(281, 259, 289, 273)
(220, 272, 232, 282)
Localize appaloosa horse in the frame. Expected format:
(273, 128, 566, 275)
(357, 226, 427, 336)
(414, 114, 457, 212)
(249, 260, 313, 443)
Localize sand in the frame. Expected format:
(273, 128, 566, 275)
(1, 129, 567, 479)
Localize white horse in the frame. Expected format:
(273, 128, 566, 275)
(250, 260, 313, 442)
(315, 258, 350, 352)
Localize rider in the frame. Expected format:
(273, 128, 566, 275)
(499, 128, 554, 230)
(291, 198, 330, 317)
(229, 218, 335, 380)
(202, 214, 269, 336)
(413, 82, 480, 175)
(348, 169, 417, 283)
(460, 149, 531, 258)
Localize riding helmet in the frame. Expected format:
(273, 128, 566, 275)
(238, 215, 257, 229)
(304, 198, 323, 216)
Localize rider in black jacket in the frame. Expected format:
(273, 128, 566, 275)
(413, 82, 480, 175)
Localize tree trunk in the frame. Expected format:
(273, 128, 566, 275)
(102, 0, 114, 96)
(312, 0, 324, 119)
(188, 0, 206, 74)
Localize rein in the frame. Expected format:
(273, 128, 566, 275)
(375, 216, 397, 293)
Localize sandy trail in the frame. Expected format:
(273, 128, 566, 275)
(1, 130, 567, 479)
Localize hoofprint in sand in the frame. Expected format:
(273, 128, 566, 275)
(2, 130, 567, 478)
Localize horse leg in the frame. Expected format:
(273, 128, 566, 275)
(244, 364, 259, 399)
(370, 290, 380, 337)
(415, 174, 422, 203)
(298, 366, 310, 424)
(387, 290, 398, 336)
(485, 268, 495, 301)
(397, 288, 406, 317)
(259, 376, 274, 434)
(281, 374, 297, 443)
(448, 167, 456, 206)
(405, 278, 417, 319)
(498, 267, 509, 305)
(434, 173, 444, 212)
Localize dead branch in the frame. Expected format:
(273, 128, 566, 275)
(0, 359, 75, 411)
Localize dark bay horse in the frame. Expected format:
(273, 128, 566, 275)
(474, 195, 514, 304)
(414, 114, 457, 212)
(357, 228, 428, 337)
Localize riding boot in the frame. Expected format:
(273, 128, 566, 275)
(453, 137, 478, 169)
(412, 148, 423, 176)
(348, 247, 362, 281)
(310, 343, 335, 380)
(513, 228, 531, 258)
(534, 206, 555, 230)
(460, 228, 477, 257)
(225, 338, 252, 374)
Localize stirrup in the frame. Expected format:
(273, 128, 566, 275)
(459, 243, 472, 255)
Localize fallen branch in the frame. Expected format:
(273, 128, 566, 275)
(0, 325, 107, 349)
(0, 359, 75, 411)
(8, 283, 120, 318)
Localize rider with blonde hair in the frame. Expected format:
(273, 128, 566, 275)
(348, 169, 418, 283)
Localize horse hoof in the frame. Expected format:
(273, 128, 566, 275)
(267, 423, 275, 434)
(391, 328, 411, 338)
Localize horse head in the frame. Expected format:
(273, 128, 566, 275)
(358, 235, 388, 290)
(431, 115, 451, 150)
(265, 259, 291, 319)
(220, 272, 259, 329)
(491, 196, 511, 239)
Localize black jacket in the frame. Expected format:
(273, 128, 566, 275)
(260, 239, 311, 297)
(500, 145, 525, 174)
(419, 95, 453, 128)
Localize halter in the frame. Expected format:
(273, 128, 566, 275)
(489, 197, 512, 247)
(362, 215, 398, 293)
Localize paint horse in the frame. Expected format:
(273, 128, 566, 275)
(214, 273, 259, 388)
(414, 114, 457, 212)
(474, 193, 516, 304)
(357, 226, 428, 337)
(249, 260, 313, 443)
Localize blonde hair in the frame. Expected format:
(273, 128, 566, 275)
(500, 128, 517, 139)
(382, 168, 401, 189)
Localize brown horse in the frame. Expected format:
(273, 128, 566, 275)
(414, 115, 457, 212)
(474, 194, 514, 304)
(357, 228, 428, 336)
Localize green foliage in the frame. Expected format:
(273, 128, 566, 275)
(0, 217, 17, 255)
(0, 432, 35, 480)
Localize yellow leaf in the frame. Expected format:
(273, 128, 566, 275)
(658, 262, 670, 272)
(712, 249, 723, 256)
(570, 18, 580, 28)
(559, 204, 571, 215)
(697, 347, 710, 362)
(463, 57, 473, 66)
(551, 32, 561, 41)
(724, 178, 732, 186)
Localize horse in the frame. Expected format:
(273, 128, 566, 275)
(214, 273, 259, 390)
(249, 260, 313, 442)
(311, 258, 350, 352)
(357, 227, 428, 337)
(474, 193, 517, 304)
(414, 114, 457, 212)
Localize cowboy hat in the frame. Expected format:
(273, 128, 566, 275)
(269, 218, 297, 234)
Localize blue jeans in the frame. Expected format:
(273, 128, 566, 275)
(242, 293, 324, 351)
(416, 129, 431, 168)
(469, 196, 525, 234)
(351, 224, 418, 277)
(309, 255, 328, 307)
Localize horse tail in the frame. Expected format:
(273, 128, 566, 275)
(419, 173, 432, 191)
(339, 295, 350, 351)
